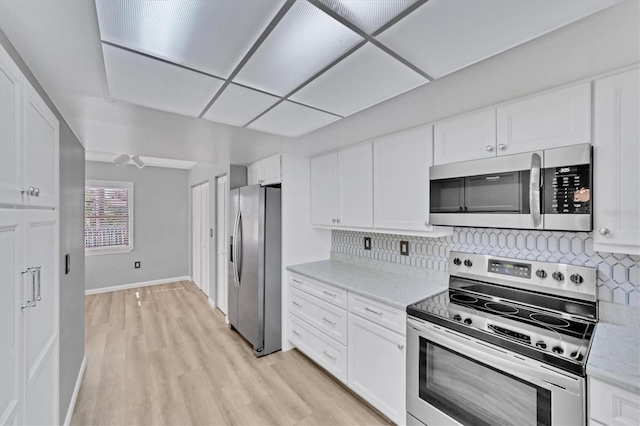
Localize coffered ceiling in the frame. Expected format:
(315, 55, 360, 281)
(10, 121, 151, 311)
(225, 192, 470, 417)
(95, 0, 619, 138)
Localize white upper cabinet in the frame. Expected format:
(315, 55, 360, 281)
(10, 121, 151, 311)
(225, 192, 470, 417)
(23, 84, 59, 208)
(497, 83, 591, 155)
(374, 125, 433, 232)
(0, 45, 24, 206)
(337, 142, 373, 228)
(0, 45, 58, 209)
(593, 69, 639, 255)
(247, 154, 281, 186)
(434, 109, 496, 165)
(310, 152, 338, 227)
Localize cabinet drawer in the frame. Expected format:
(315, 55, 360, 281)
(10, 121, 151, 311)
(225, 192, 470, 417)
(289, 287, 347, 345)
(348, 293, 406, 336)
(589, 377, 640, 425)
(289, 272, 347, 309)
(289, 314, 347, 383)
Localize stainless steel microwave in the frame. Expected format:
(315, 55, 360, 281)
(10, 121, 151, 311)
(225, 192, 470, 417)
(429, 144, 592, 231)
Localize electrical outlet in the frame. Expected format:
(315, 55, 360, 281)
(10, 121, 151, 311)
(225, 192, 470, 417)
(135, 261, 141, 269)
(364, 237, 371, 250)
(400, 241, 409, 256)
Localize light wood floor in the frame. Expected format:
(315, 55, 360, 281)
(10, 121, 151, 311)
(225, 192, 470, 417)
(72, 281, 391, 426)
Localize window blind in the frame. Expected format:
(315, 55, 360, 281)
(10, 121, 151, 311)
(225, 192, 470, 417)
(85, 185, 130, 249)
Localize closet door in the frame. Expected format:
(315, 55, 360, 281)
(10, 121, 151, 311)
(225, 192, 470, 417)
(23, 209, 58, 426)
(0, 209, 24, 426)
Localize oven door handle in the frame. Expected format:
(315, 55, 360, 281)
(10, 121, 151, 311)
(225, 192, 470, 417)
(408, 318, 581, 394)
(530, 153, 542, 228)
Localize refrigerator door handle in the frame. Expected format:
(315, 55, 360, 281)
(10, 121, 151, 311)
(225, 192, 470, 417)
(232, 210, 240, 288)
(237, 212, 243, 286)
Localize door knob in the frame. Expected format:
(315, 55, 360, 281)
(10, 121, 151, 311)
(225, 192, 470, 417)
(599, 228, 610, 236)
(486, 145, 494, 152)
(498, 144, 507, 151)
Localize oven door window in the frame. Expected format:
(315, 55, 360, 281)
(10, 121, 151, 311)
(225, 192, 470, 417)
(419, 338, 551, 426)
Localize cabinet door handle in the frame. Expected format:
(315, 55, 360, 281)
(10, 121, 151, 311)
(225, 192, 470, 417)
(21, 267, 34, 309)
(36, 266, 41, 301)
(322, 290, 337, 298)
(365, 307, 383, 316)
(322, 317, 336, 326)
(322, 351, 336, 361)
(498, 144, 507, 151)
(599, 228, 610, 236)
(30, 267, 37, 307)
(486, 145, 494, 152)
(424, 221, 429, 226)
(336, 219, 340, 224)
(34, 188, 40, 197)
(292, 301, 303, 308)
(398, 344, 404, 350)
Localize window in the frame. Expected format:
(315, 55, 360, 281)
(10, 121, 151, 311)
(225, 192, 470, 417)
(85, 180, 134, 255)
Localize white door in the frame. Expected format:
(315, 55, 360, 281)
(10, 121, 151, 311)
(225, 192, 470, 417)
(496, 83, 591, 155)
(216, 175, 228, 314)
(0, 209, 24, 426)
(0, 46, 24, 206)
(23, 84, 59, 208)
(23, 209, 58, 426)
(192, 184, 202, 289)
(593, 69, 640, 255)
(347, 313, 405, 425)
(310, 152, 338, 226)
(433, 109, 496, 165)
(199, 182, 210, 296)
(247, 162, 261, 186)
(374, 125, 433, 232)
(337, 142, 373, 228)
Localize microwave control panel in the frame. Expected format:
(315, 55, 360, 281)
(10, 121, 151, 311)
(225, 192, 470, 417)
(544, 164, 591, 214)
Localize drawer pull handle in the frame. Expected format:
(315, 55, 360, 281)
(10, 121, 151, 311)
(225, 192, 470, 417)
(292, 330, 302, 337)
(365, 307, 383, 316)
(323, 290, 337, 298)
(398, 344, 404, 350)
(322, 351, 336, 361)
(292, 301, 303, 308)
(322, 317, 336, 326)
(292, 279, 303, 284)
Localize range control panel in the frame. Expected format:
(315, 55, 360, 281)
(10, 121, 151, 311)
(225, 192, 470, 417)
(488, 259, 531, 279)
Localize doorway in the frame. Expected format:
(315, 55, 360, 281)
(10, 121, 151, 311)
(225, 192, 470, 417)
(191, 181, 210, 296)
(216, 175, 228, 314)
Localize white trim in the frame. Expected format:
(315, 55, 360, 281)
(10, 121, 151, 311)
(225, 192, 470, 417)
(208, 298, 216, 309)
(63, 355, 86, 426)
(85, 276, 191, 295)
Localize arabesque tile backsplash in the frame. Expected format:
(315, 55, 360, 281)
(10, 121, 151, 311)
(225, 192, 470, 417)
(331, 228, 640, 307)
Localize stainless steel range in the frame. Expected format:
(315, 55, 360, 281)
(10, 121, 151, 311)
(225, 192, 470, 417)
(406, 251, 597, 426)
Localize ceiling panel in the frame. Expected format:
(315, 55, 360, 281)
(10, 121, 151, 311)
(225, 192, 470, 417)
(202, 84, 280, 127)
(103, 43, 224, 117)
(95, 0, 286, 78)
(247, 101, 341, 137)
(377, 0, 622, 79)
(233, 0, 363, 96)
(291, 43, 427, 117)
(318, 0, 416, 34)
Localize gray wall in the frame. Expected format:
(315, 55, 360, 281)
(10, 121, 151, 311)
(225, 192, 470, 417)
(85, 161, 189, 290)
(0, 28, 86, 423)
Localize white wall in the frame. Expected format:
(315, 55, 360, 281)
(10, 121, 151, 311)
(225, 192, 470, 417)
(280, 153, 332, 350)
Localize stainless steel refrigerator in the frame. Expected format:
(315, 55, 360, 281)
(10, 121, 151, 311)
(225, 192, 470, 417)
(228, 184, 281, 357)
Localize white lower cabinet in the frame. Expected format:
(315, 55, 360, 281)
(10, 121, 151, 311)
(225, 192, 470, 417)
(348, 313, 405, 425)
(589, 377, 640, 426)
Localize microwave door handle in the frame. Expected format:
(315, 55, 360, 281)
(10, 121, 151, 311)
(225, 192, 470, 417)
(530, 153, 542, 228)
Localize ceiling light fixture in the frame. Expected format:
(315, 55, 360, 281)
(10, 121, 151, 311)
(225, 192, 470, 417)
(114, 154, 146, 169)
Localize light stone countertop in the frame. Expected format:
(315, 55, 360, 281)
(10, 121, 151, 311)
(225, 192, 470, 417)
(586, 302, 640, 394)
(286, 259, 449, 309)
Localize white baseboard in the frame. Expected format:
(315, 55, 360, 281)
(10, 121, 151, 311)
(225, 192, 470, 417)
(208, 297, 216, 309)
(85, 276, 191, 295)
(63, 355, 87, 426)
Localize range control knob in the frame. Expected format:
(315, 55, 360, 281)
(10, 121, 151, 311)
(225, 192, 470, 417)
(570, 274, 584, 285)
(453, 314, 462, 321)
(535, 269, 547, 279)
(463, 259, 473, 267)
(453, 258, 462, 266)
(535, 341, 547, 350)
(552, 271, 564, 281)
(463, 318, 473, 325)
(552, 346, 564, 355)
